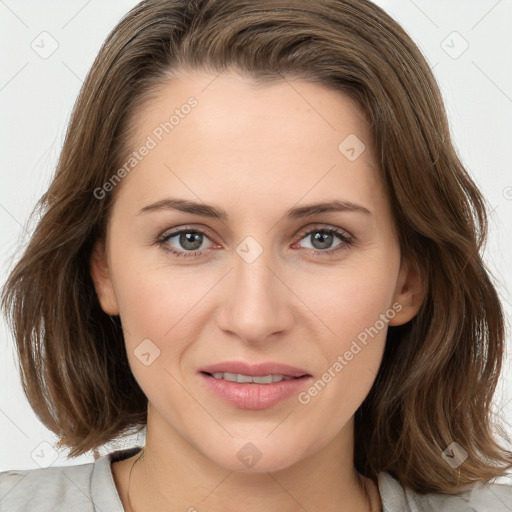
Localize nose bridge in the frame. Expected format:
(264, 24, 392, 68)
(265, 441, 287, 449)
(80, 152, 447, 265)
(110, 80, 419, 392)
(218, 238, 292, 343)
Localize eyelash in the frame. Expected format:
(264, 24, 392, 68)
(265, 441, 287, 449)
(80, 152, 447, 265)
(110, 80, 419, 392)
(156, 224, 354, 259)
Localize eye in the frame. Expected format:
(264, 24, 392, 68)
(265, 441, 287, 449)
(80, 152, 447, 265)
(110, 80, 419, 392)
(157, 227, 216, 258)
(156, 224, 353, 259)
(293, 225, 353, 256)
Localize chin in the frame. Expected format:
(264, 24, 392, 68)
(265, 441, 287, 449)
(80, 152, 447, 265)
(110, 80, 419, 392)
(201, 434, 307, 474)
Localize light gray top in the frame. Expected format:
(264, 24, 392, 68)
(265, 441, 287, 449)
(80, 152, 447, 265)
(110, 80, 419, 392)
(1, 446, 511, 511)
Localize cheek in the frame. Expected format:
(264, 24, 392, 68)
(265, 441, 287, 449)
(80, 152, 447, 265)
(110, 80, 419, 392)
(109, 248, 200, 367)
(115, 271, 174, 336)
(111, 237, 206, 339)
(114, 268, 199, 406)
(293, 268, 396, 431)
(305, 258, 399, 345)
(297, 255, 399, 399)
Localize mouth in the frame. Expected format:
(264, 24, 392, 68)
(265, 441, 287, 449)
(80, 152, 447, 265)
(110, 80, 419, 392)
(200, 371, 310, 384)
(199, 360, 311, 379)
(198, 363, 312, 409)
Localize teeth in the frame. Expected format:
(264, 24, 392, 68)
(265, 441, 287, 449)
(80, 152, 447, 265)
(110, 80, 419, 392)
(210, 372, 294, 383)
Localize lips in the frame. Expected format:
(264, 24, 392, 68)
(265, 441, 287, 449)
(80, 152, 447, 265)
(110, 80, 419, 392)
(199, 370, 312, 409)
(199, 360, 310, 378)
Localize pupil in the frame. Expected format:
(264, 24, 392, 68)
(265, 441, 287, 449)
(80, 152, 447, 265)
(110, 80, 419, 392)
(180, 232, 202, 250)
(176, 231, 334, 252)
(312, 231, 333, 250)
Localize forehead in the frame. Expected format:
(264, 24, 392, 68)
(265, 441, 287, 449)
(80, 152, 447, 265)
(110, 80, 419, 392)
(115, 70, 382, 216)
(132, 70, 371, 155)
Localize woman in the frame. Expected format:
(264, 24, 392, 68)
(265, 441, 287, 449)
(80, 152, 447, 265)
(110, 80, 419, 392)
(1, 0, 511, 510)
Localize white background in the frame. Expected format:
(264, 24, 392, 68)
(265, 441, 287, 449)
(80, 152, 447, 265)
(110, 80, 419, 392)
(1, 0, 511, 484)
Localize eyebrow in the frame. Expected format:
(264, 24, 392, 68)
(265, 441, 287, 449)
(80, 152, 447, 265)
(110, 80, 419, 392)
(137, 198, 371, 220)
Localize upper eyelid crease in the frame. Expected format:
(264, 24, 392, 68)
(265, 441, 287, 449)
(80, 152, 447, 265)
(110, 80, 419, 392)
(137, 198, 372, 220)
(159, 225, 353, 255)
(160, 223, 353, 243)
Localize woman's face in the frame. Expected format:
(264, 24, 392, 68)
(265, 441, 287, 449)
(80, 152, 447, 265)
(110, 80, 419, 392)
(92, 70, 421, 472)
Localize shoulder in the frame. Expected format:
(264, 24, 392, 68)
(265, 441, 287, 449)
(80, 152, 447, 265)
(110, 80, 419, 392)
(0, 461, 96, 511)
(377, 471, 512, 512)
(0, 447, 140, 512)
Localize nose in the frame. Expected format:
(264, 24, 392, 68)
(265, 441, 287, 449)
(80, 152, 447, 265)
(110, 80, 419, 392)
(215, 244, 294, 345)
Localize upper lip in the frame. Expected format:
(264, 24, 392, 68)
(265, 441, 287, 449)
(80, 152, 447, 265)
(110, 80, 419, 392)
(200, 361, 310, 378)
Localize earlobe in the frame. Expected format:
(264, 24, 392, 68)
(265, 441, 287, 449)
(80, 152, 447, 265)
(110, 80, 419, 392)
(389, 259, 425, 326)
(90, 238, 120, 316)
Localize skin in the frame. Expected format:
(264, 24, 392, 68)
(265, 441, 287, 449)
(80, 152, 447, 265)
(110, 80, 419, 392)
(90, 70, 424, 512)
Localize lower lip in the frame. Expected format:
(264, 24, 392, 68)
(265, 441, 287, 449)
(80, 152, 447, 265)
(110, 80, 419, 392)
(199, 372, 311, 410)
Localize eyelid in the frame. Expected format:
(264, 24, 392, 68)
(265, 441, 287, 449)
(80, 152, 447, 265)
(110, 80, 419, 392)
(157, 222, 354, 258)
(292, 223, 354, 244)
(158, 223, 353, 244)
(158, 224, 219, 243)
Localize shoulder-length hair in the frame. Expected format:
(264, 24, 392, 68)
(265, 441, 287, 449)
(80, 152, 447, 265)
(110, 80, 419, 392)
(2, 0, 511, 494)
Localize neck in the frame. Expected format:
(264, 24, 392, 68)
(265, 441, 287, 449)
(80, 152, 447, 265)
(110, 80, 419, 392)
(119, 406, 380, 512)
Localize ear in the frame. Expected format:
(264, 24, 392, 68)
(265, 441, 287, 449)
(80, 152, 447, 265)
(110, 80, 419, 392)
(90, 238, 120, 316)
(388, 258, 425, 326)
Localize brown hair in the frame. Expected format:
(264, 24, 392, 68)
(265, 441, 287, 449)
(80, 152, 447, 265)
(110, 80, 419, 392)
(2, 0, 511, 495)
